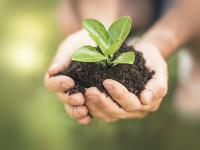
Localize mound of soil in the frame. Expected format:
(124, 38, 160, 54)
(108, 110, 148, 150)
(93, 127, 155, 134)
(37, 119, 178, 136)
(59, 44, 154, 97)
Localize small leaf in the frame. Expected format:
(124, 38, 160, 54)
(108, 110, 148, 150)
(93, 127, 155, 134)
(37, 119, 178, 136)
(83, 19, 111, 54)
(111, 51, 135, 65)
(108, 16, 132, 47)
(104, 40, 121, 56)
(72, 46, 107, 62)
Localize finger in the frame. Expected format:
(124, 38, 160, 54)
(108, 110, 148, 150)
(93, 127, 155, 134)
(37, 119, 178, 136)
(78, 116, 92, 125)
(140, 78, 167, 105)
(65, 105, 88, 119)
(85, 96, 108, 119)
(57, 92, 85, 106)
(141, 98, 162, 112)
(124, 111, 148, 119)
(140, 63, 168, 105)
(44, 74, 74, 92)
(48, 30, 95, 76)
(135, 112, 148, 119)
(149, 98, 162, 112)
(85, 87, 125, 118)
(103, 79, 142, 112)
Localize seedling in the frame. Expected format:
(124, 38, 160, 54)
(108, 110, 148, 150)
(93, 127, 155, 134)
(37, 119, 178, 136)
(72, 16, 135, 65)
(60, 16, 154, 96)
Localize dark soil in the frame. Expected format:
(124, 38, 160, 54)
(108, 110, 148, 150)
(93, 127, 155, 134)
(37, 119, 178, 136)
(59, 44, 154, 97)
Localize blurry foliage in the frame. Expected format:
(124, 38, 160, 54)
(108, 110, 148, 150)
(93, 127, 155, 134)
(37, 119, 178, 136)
(0, 0, 200, 150)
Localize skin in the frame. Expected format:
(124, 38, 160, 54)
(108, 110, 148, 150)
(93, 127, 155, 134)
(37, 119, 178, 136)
(44, 30, 167, 124)
(44, 0, 200, 125)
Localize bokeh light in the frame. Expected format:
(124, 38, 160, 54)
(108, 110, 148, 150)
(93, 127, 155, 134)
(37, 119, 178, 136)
(11, 44, 38, 72)
(2, 14, 49, 74)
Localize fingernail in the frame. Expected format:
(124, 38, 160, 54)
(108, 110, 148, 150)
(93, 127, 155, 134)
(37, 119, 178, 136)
(61, 82, 70, 89)
(104, 84, 114, 91)
(48, 64, 59, 73)
(88, 94, 98, 102)
(144, 90, 153, 104)
(76, 108, 82, 115)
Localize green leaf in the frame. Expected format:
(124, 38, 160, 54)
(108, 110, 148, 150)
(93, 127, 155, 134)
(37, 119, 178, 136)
(83, 19, 111, 54)
(104, 40, 121, 56)
(72, 46, 107, 62)
(108, 16, 132, 48)
(111, 51, 135, 65)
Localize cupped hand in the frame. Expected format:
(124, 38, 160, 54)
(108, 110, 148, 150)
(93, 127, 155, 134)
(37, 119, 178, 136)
(44, 30, 95, 125)
(84, 42, 168, 122)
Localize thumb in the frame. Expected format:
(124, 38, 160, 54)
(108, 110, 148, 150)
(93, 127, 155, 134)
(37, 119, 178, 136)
(48, 30, 95, 76)
(48, 38, 74, 76)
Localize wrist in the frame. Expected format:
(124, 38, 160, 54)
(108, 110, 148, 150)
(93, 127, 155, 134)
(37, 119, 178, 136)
(134, 41, 162, 57)
(138, 29, 178, 59)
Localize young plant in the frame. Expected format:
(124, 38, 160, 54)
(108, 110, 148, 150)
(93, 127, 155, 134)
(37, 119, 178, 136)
(72, 16, 135, 65)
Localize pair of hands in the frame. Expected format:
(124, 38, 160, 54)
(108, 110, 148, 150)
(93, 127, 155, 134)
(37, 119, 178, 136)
(44, 30, 168, 125)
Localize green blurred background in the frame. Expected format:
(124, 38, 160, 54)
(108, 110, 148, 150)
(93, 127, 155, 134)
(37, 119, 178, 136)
(0, 0, 200, 150)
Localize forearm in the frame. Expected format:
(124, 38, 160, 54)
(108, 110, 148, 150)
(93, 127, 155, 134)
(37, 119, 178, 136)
(60, 0, 120, 35)
(59, 0, 82, 35)
(140, 0, 199, 59)
(78, 0, 119, 27)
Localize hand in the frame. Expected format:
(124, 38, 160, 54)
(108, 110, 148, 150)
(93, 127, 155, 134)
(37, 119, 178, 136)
(44, 30, 95, 125)
(84, 42, 168, 122)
